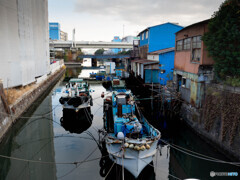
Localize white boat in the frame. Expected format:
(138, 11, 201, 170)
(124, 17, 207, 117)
(102, 86, 160, 178)
(59, 78, 93, 111)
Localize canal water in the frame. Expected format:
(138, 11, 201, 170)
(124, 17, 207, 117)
(0, 67, 239, 180)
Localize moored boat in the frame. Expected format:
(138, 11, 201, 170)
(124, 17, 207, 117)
(59, 78, 93, 111)
(102, 88, 161, 178)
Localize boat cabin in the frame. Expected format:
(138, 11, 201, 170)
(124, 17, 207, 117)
(112, 92, 143, 138)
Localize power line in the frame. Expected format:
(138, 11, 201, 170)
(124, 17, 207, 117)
(58, 146, 99, 179)
(159, 139, 240, 166)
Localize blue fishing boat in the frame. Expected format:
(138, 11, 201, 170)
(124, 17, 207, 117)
(102, 85, 161, 178)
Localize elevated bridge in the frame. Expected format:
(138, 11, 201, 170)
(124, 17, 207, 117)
(78, 54, 130, 59)
(50, 40, 133, 49)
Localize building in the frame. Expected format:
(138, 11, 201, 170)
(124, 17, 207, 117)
(49, 22, 68, 41)
(131, 23, 183, 84)
(60, 31, 68, 41)
(148, 47, 175, 85)
(111, 36, 121, 54)
(121, 36, 138, 51)
(49, 22, 60, 40)
(0, 0, 50, 88)
(173, 20, 214, 108)
(131, 60, 159, 84)
(138, 22, 183, 59)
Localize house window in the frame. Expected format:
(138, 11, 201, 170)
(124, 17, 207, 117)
(192, 36, 201, 61)
(183, 38, 191, 50)
(146, 31, 148, 39)
(142, 33, 144, 40)
(176, 40, 183, 51)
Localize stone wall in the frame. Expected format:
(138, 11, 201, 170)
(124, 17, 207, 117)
(0, 67, 65, 142)
(180, 84, 240, 160)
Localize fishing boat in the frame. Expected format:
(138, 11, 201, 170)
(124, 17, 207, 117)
(102, 86, 161, 178)
(59, 78, 93, 111)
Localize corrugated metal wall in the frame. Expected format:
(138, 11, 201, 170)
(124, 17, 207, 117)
(159, 51, 175, 85)
(149, 23, 183, 52)
(0, 0, 49, 88)
(145, 69, 159, 83)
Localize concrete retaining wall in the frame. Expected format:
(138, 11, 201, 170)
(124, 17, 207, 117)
(0, 67, 65, 142)
(0, 0, 49, 88)
(180, 84, 240, 160)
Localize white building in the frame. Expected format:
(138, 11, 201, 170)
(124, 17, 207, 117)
(0, 0, 50, 88)
(121, 36, 138, 51)
(82, 58, 92, 67)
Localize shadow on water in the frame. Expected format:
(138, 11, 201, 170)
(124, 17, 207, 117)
(168, 120, 240, 180)
(60, 108, 93, 134)
(0, 83, 59, 180)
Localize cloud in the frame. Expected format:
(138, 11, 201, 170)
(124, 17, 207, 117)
(74, 0, 224, 26)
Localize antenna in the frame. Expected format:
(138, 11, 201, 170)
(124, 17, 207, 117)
(123, 24, 125, 38)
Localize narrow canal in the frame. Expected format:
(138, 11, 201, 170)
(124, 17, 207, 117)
(0, 67, 239, 180)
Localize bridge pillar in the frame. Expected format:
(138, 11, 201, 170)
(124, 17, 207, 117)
(92, 58, 97, 67)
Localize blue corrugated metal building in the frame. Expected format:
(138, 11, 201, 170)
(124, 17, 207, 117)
(49, 22, 60, 40)
(135, 22, 183, 84)
(148, 48, 175, 85)
(138, 22, 183, 53)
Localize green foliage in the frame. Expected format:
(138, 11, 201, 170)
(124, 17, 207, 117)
(118, 50, 132, 55)
(202, 0, 240, 80)
(225, 77, 240, 87)
(94, 48, 105, 55)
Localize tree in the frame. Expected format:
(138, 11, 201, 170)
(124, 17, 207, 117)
(94, 48, 105, 55)
(118, 50, 132, 55)
(202, 0, 240, 79)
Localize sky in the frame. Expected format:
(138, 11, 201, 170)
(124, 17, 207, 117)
(48, 0, 224, 42)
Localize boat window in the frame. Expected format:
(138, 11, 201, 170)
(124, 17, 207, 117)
(117, 95, 126, 105)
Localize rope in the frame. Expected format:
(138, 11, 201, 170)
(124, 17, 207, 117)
(104, 160, 116, 180)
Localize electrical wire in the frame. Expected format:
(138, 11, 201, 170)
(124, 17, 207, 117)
(57, 146, 99, 179)
(159, 139, 240, 166)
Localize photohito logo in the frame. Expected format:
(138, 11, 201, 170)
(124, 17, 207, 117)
(210, 171, 238, 177)
(210, 171, 215, 177)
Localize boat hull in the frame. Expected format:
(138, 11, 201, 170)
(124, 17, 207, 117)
(62, 100, 91, 111)
(106, 140, 158, 178)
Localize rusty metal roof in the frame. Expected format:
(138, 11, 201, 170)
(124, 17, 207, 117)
(176, 19, 210, 34)
(148, 47, 175, 55)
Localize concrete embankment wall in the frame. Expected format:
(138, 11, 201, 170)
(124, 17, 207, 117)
(180, 84, 240, 160)
(0, 66, 65, 142)
(0, 0, 49, 88)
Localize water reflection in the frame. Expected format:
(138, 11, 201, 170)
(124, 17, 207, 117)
(0, 67, 239, 180)
(168, 120, 240, 180)
(0, 93, 57, 180)
(64, 67, 82, 81)
(60, 108, 93, 134)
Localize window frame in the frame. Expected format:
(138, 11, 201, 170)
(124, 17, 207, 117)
(191, 35, 202, 62)
(176, 40, 183, 51)
(183, 38, 191, 50)
(146, 31, 148, 39)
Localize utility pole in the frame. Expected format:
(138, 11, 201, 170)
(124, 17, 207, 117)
(72, 28, 76, 48)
